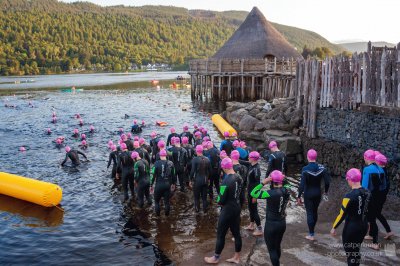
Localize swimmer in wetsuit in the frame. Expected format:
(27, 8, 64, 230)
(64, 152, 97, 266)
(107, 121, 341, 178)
(251, 170, 290, 266)
(169, 137, 188, 192)
(107, 145, 119, 180)
(150, 149, 176, 216)
(193, 131, 203, 147)
(131, 120, 142, 133)
(180, 125, 194, 145)
(331, 168, 371, 266)
(220, 131, 233, 156)
(297, 149, 330, 241)
(166, 127, 180, 147)
(189, 145, 212, 213)
(139, 138, 152, 154)
(206, 141, 220, 200)
(132, 151, 152, 208)
(149, 131, 160, 163)
(244, 151, 263, 236)
(361, 149, 387, 250)
(117, 143, 135, 202)
(231, 150, 247, 207)
(61, 146, 88, 166)
(265, 141, 288, 189)
(204, 158, 242, 265)
(133, 141, 151, 164)
(182, 136, 195, 188)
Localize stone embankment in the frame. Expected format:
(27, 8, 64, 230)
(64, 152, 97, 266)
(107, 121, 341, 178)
(223, 98, 303, 161)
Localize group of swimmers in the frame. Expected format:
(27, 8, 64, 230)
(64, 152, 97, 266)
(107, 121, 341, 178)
(59, 116, 394, 266)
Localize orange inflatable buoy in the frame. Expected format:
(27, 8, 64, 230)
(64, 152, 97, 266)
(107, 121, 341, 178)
(156, 121, 168, 127)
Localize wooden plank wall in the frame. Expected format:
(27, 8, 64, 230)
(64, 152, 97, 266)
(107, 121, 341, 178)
(297, 45, 400, 138)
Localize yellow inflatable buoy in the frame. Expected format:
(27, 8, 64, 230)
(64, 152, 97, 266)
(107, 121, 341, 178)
(211, 114, 237, 136)
(0, 172, 62, 207)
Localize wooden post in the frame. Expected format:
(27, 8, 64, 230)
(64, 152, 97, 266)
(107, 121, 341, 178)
(274, 57, 277, 73)
(380, 50, 387, 106)
(228, 76, 232, 100)
(241, 59, 244, 101)
(251, 76, 255, 100)
(303, 61, 310, 128)
(296, 60, 303, 109)
(218, 76, 222, 99)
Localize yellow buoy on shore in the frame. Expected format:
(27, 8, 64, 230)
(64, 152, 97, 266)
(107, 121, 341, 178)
(211, 114, 237, 136)
(0, 172, 62, 207)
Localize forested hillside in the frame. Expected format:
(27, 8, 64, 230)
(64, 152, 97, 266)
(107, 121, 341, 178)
(0, 0, 344, 75)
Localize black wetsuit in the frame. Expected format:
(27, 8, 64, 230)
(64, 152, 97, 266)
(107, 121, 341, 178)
(166, 133, 180, 146)
(265, 150, 288, 189)
(298, 162, 330, 236)
(183, 144, 195, 183)
(233, 163, 247, 207)
(251, 184, 290, 266)
(190, 155, 212, 212)
(194, 138, 203, 147)
(150, 137, 160, 163)
(124, 140, 134, 151)
(134, 159, 151, 208)
(61, 150, 87, 166)
(169, 146, 188, 192)
(151, 160, 176, 216)
(206, 147, 220, 200)
(117, 151, 135, 200)
(180, 131, 194, 145)
(375, 167, 391, 233)
(131, 124, 142, 133)
(134, 147, 151, 165)
(247, 163, 262, 227)
(333, 188, 371, 266)
(215, 173, 242, 255)
(362, 163, 387, 244)
(142, 144, 152, 155)
(107, 150, 119, 179)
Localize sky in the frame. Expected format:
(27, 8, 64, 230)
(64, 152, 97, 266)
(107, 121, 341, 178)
(61, 0, 399, 44)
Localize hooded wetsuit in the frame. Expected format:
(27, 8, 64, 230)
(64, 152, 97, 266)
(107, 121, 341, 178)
(333, 188, 371, 266)
(151, 160, 176, 216)
(190, 155, 212, 212)
(251, 184, 290, 266)
(215, 173, 242, 256)
(298, 162, 330, 236)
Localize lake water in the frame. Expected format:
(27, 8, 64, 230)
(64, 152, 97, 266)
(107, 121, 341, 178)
(0, 72, 300, 265)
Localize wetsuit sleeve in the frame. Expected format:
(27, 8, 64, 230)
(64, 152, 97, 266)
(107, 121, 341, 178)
(265, 154, 274, 178)
(189, 159, 196, 182)
(239, 160, 251, 167)
(250, 184, 271, 199)
(283, 155, 288, 175)
(323, 169, 330, 194)
(332, 197, 350, 229)
(298, 169, 306, 198)
(171, 163, 176, 185)
(107, 153, 112, 168)
(134, 162, 139, 181)
(216, 178, 229, 204)
(255, 165, 261, 182)
(167, 135, 172, 146)
(61, 154, 68, 166)
(150, 166, 156, 185)
(77, 151, 88, 160)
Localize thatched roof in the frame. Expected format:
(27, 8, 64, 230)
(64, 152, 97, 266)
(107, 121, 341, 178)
(213, 7, 302, 59)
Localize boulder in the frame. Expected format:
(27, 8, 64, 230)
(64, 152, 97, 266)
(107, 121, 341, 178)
(265, 108, 282, 120)
(226, 101, 248, 111)
(256, 112, 268, 121)
(240, 131, 265, 142)
(280, 137, 302, 155)
(245, 103, 257, 111)
(264, 130, 293, 138)
(249, 108, 260, 117)
(239, 115, 259, 131)
(227, 108, 248, 125)
(255, 121, 267, 131)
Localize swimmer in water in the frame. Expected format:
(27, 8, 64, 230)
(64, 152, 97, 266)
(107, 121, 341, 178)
(107, 145, 119, 180)
(72, 128, 79, 138)
(132, 151, 152, 208)
(61, 146, 88, 167)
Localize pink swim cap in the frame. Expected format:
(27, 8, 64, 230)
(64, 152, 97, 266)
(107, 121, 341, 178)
(81, 140, 87, 145)
(79, 119, 83, 124)
(223, 131, 230, 137)
(240, 141, 246, 148)
(157, 140, 165, 149)
(364, 149, 375, 161)
(249, 151, 260, 161)
(183, 125, 189, 131)
(182, 137, 189, 144)
(65, 146, 71, 153)
(76, 114, 81, 118)
(231, 150, 240, 160)
(221, 158, 233, 169)
(19, 146, 26, 152)
(346, 168, 361, 182)
(160, 149, 167, 157)
(174, 137, 181, 145)
(374, 151, 382, 157)
(170, 127, 176, 133)
(232, 140, 240, 148)
(119, 128, 124, 132)
(134, 136, 139, 141)
(133, 120, 137, 125)
(268, 141, 277, 149)
(134, 141, 140, 148)
(120, 143, 127, 150)
(195, 145, 203, 154)
(90, 125, 94, 130)
(151, 131, 157, 138)
(193, 124, 198, 129)
(375, 154, 388, 166)
(81, 133, 86, 140)
(73, 128, 79, 134)
(139, 138, 145, 145)
(203, 136, 210, 142)
(56, 138, 62, 144)
(207, 141, 214, 149)
(271, 170, 284, 183)
(307, 149, 317, 161)
(232, 132, 237, 137)
(108, 140, 113, 146)
(131, 151, 139, 159)
(195, 131, 202, 137)
(111, 145, 117, 151)
(220, 150, 227, 158)
(141, 120, 145, 125)
(202, 141, 208, 148)
(121, 134, 127, 141)
(47, 128, 51, 132)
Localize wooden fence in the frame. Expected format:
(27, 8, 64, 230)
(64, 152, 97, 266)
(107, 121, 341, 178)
(297, 44, 400, 138)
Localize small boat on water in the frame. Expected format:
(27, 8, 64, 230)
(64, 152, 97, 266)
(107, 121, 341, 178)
(156, 121, 168, 127)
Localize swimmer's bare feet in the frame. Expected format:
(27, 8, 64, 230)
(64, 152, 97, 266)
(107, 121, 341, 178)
(384, 232, 394, 239)
(305, 235, 315, 241)
(226, 253, 240, 264)
(204, 255, 219, 264)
